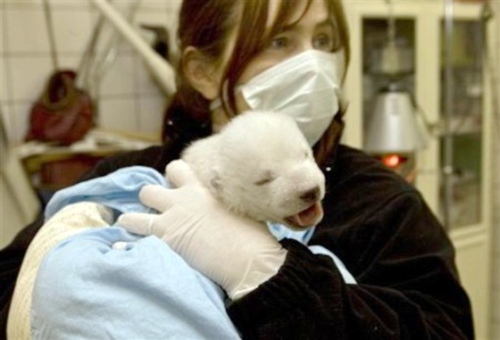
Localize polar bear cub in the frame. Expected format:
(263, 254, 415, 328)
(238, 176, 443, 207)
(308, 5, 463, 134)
(181, 110, 325, 229)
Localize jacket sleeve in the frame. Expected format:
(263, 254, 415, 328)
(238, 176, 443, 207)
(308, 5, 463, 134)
(226, 190, 473, 340)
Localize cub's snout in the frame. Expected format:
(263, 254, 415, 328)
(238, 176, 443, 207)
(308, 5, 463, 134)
(276, 160, 325, 230)
(300, 186, 321, 203)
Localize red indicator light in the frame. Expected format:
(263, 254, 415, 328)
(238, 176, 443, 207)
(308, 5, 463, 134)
(382, 154, 402, 168)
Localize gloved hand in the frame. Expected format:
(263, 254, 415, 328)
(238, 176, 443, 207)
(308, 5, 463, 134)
(117, 160, 287, 300)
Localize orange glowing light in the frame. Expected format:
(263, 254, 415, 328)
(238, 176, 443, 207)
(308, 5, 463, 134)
(382, 154, 402, 168)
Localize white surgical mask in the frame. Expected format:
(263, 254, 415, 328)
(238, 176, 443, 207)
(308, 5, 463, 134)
(239, 50, 344, 146)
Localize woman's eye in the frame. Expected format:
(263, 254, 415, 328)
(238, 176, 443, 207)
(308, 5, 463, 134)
(269, 36, 289, 50)
(313, 33, 334, 51)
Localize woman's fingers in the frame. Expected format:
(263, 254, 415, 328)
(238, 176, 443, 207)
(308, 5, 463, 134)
(138, 185, 174, 212)
(166, 160, 201, 187)
(118, 160, 205, 236)
(117, 212, 154, 235)
(139, 159, 202, 213)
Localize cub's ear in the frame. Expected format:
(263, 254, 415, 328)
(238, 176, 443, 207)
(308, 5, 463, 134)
(209, 169, 222, 196)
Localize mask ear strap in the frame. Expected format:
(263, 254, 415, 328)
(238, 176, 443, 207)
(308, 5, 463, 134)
(336, 88, 349, 114)
(210, 81, 239, 112)
(334, 87, 349, 139)
(332, 88, 348, 141)
(331, 111, 345, 146)
(315, 91, 348, 166)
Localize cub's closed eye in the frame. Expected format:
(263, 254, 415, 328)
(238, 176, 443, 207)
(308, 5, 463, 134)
(254, 172, 276, 186)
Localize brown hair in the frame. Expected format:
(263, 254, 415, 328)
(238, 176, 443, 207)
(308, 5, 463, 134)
(163, 0, 350, 165)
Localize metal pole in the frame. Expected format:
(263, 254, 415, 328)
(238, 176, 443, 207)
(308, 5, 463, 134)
(89, 0, 176, 95)
(41, 0, 59, 70)
(443, 0, 455, 232)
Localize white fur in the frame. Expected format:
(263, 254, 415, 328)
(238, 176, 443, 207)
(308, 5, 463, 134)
(181, 110, 325, 228)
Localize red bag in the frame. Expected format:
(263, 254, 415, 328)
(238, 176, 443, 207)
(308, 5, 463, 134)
(25, 70, 93, 146)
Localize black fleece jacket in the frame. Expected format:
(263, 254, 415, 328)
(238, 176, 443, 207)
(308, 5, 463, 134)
(0, 142, 473, 339)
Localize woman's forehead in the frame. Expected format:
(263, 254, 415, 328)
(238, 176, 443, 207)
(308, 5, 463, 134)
(266, 0, 334, 40)
(267, 0, 302, 28)
(266, 0, 328, 29)
(266, 0, 283, 28)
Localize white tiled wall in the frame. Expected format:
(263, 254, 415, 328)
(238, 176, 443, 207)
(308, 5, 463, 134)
(0, 0, 181, 146)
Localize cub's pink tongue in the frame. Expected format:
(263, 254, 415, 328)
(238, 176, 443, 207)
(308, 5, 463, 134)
(292, 202, 324, 227)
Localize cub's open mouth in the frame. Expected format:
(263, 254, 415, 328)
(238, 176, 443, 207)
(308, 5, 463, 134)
(285, 201, 324, 229)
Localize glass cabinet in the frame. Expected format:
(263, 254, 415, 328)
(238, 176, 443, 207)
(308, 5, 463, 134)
(440, 19, 485, 229)
(342, 0, 493, 230)
(342, 1, 494, 338)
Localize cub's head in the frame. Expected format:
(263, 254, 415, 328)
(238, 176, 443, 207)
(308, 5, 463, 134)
(184, 110, 325, 230)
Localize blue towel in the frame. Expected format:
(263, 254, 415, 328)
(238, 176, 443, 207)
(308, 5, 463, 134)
(44, 166, 167, 221)
(32, 166, 355, 339)
(32, 227, 240, 339)
(34, 166, 240, 339)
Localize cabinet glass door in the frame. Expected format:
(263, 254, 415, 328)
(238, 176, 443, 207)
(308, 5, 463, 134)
(440, 19, 485, 229)
(362, 18, 417, 180)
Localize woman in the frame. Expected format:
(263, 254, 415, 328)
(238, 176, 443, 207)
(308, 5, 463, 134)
(1, 0, 473, 338)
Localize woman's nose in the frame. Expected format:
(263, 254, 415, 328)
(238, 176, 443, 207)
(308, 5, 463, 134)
(297, 41, 315, 54)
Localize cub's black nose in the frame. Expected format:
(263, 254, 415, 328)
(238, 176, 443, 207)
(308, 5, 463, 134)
(300, 186, 320, 203)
